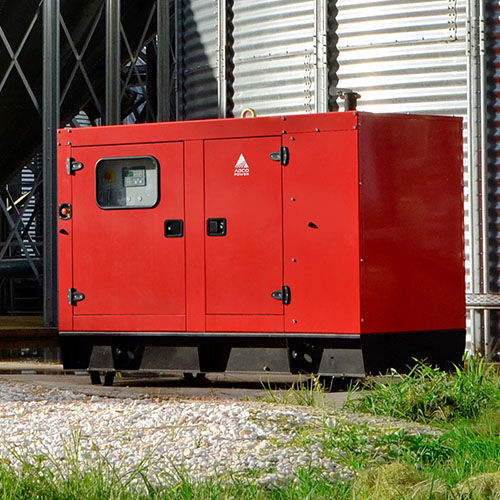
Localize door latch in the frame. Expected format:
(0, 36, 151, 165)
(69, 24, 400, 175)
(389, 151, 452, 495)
(269, 147, 289, 166)
(271, 285, 291, 305)
(207, 218, 227, 236)
(66, 157, 83, 175)
(68, 288, 85, 306)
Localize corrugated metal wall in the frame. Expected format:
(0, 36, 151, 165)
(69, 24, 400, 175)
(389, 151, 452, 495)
(176, 0, 219, 119)
(176, 0, 337, 118)
(486, 0, 500, 356)
(335, 0, 467, 114)
(231, 0, 314, 116)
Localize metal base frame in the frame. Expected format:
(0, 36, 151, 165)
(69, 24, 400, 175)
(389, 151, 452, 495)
(59, 330, 466, 380)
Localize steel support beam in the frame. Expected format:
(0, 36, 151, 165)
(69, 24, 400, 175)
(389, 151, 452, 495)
(466, 0, 494, 356)
(43, 0, 60, 327)
(106, 0, 121, 125)
(157, 0, 170, 122)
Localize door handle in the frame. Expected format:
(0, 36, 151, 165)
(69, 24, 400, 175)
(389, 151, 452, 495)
(164, 219, 184, 237)
(207, 218, 227, 236)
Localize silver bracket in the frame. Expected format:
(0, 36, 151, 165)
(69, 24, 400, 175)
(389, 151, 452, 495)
(329, 88, 361, 111)
(66, 158, 83, 175)
(68, 288, 85, 306)
(466, 293, 500, 309)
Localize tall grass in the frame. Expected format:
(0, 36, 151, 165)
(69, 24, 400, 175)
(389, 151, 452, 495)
(0, 461, 352, 500)
(260, 375, 327, 408)
(346, 356, 500, 424)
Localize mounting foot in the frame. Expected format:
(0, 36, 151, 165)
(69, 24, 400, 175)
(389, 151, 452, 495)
(89, 370, 101, 385)
(103, 371, 115, 386)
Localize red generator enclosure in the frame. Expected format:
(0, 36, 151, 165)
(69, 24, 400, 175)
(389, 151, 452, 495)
(57, 111, 465, 379)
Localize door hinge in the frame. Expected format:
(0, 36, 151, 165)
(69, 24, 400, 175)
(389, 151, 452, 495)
(66, 157, 83, 175)
(271, 285, 291, 305)
(269, 147, 289, 166)
(68, 288, 85, 306)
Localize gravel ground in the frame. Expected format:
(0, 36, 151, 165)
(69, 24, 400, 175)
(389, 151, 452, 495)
(0, 381, 342, 486)
(0, 381, 440, 487)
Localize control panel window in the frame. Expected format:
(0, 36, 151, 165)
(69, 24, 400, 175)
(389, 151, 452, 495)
(96, 156, 159, 209)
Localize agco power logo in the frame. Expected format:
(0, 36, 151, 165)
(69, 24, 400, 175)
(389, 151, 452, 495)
(233, 153, 250, 176)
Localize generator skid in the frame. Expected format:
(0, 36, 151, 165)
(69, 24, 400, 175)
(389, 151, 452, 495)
(57, 111, 465, 384)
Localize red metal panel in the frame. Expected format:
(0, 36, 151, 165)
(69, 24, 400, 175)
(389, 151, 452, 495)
(70, 142, 186, 331)
(57, 140, 73, 331)
(206, 315, 284, 333)
(64, 112, 358, 148)
(283, 131, 361, 333)
(185, 141, 206, 332)
(73, 315, 185, 332)
(204, 136, 284, 324)
(358, 113, 465, 333)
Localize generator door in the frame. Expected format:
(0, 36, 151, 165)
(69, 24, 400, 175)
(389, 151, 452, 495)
(204, 137, 284, 332)
(69, 142, 186, 331)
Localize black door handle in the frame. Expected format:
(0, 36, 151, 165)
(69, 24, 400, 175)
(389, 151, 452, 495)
(164, 219, 184, 238)
(207, 218, 227, 236)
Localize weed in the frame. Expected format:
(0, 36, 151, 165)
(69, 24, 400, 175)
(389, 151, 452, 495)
(260, 375, 328, 408)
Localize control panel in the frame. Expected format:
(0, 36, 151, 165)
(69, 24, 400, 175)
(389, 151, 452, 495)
(123, 167, 146, 187)
(96, 156, 159, 209)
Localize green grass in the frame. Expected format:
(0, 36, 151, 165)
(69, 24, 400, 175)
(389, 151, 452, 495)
(260, 356, 500, 499)
(340, 355, 500, 499)
(345, 356, 500, 423)
(0, 462, 353, 500)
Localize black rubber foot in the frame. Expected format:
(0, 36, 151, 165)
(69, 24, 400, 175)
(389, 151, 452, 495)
(103, 371, 115, 386)
(89, 371, 101, 385)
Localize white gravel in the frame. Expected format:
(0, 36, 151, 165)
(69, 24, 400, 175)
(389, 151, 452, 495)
(0, 381, 343, 485)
